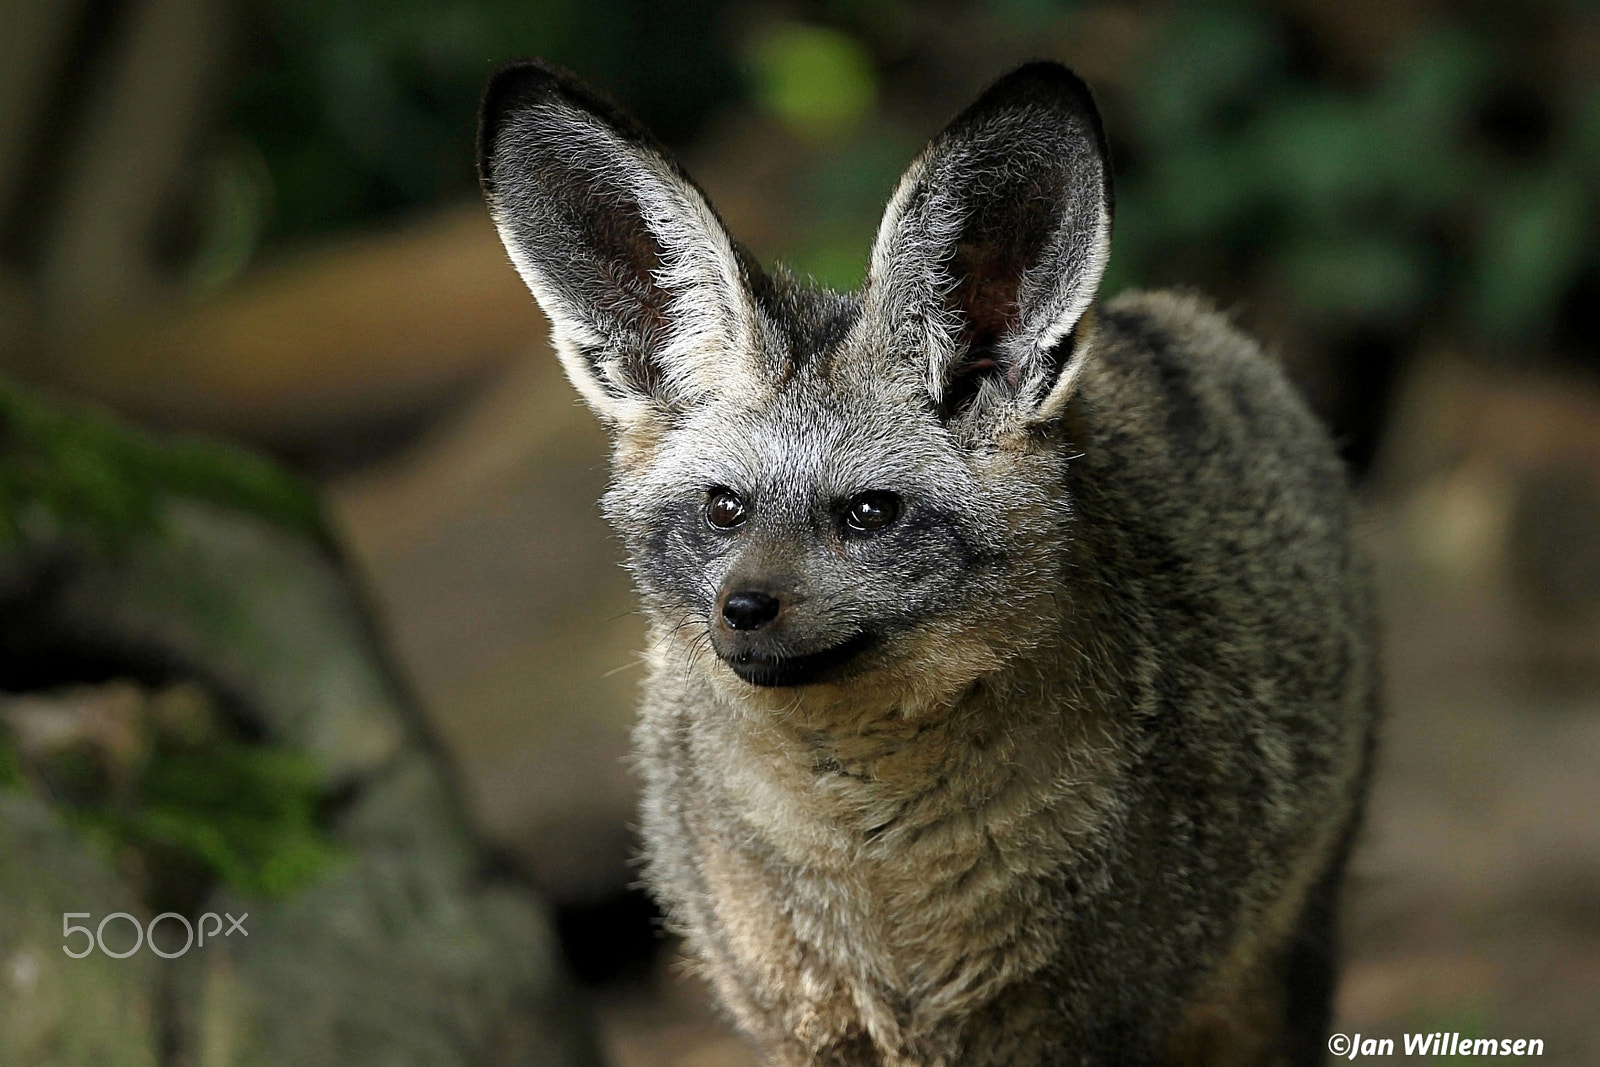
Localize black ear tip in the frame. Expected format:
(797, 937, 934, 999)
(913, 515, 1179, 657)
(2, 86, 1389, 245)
(996, 60, 1079, 85)
(946, 60, 1112, 209)
(977, 60, 1100, 119)
(477, 59, 677, 195)
(478, 59, 618, 187)
(935, 60, 1108, 158)
(479, 60, 563, 186)
(482, 60, 562, 112)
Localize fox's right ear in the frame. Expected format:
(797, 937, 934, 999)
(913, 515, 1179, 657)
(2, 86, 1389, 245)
(478, 62, 761, 425)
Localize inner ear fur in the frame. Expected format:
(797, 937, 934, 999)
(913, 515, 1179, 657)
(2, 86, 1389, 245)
(478, 61, 759, 422)
(866, 61, 1115, 423)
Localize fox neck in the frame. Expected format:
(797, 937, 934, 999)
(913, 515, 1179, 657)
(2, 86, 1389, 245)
(658, 621, 1125, 1045)
(672, 609, 1123, 875)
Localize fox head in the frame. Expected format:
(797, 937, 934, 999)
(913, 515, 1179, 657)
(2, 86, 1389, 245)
(479, 62, 1113, 712)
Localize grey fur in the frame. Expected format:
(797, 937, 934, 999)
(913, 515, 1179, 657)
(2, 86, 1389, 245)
(480, 60, 1378, 1066)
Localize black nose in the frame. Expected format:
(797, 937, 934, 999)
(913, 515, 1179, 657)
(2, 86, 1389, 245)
(721, 590, 782, 631)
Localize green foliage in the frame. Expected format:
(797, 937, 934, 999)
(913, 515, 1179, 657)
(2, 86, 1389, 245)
(231, 0, 741, 249)
(3, 682, 341, 901)
(1471, 168, 1591, 340)
(749, 23, 877, 139)
(77, 741, 338, 899)
(0, 735, 19, 790)
(1110, 6, 1599, 349)
(218, 0, 1596, 356)
(0, 377, 323, 546)
(0, 385, 336, 900)
(183, 140, 276, 293)
(783, 134, 915, 289)
(1133, 5, 1284, 150)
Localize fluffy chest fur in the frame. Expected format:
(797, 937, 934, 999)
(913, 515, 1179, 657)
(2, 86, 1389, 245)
(635, 644, 1128, 1064)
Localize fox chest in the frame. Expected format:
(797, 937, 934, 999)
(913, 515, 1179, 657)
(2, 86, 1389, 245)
(685, 779, 1070, 1063)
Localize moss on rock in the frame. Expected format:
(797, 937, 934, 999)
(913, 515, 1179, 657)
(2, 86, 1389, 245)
(0, 377, 322, 545)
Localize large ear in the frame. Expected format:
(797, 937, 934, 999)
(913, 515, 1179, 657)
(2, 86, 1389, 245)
(864, 62, 1113, 423)
(478, 62, 761, 424)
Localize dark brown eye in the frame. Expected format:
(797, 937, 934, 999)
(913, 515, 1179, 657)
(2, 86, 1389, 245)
(844, 492, 900, 533)
(706, 488, 748, 530)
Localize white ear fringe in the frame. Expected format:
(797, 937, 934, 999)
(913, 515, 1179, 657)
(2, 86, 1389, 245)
(864, 146, 971, 408)
(1014, 202, 1112, 411)
(489, 105, 763, 423)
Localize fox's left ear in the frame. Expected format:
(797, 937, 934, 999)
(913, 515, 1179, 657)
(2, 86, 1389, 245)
(865, 62, 1113, 423)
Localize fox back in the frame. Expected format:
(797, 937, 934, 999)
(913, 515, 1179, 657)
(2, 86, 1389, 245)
(479, 61, 1378, 1067)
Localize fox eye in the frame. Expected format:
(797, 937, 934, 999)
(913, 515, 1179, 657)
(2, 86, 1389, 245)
(706, 488, 748, 530)
(843, 492, 901, 534)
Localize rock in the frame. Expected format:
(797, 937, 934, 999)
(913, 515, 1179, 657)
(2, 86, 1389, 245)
(0, 792, 160, 1066)
(0, 380, 600, 1066)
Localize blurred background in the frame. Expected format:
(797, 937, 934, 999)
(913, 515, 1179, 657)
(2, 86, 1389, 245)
(1, 0, 1597, 1062)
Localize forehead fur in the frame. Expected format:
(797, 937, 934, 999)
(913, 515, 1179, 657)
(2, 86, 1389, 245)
(635, 374, 978, 507)
(750, 267, 994, 415)
(662, 271, 959, 487)
(747, 267, 861, 380)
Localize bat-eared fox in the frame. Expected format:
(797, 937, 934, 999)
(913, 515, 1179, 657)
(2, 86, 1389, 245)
(479, 59, 1378, 1067)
